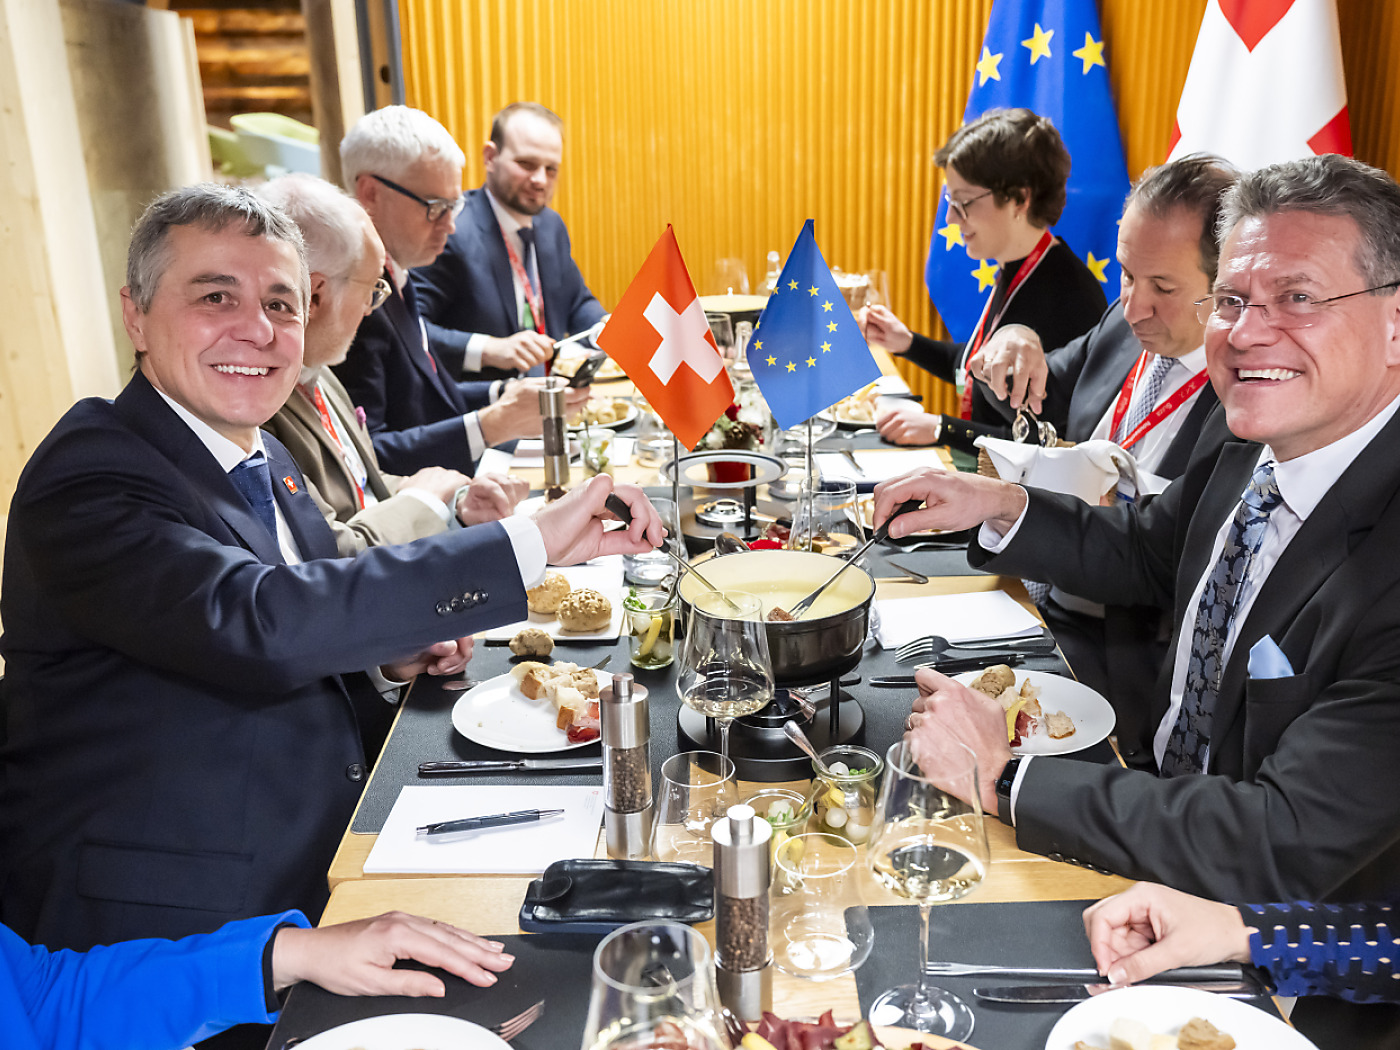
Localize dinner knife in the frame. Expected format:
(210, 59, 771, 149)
(870, 653, 1025, 686)
(419, 757, 603, 775)
(972, 981, 1260, 1004)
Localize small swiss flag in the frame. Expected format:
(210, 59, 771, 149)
(596, 227, 734, 451)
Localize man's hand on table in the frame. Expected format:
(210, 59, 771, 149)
(969, 324, 1048, 413)
(533, 475, 665, 564)
(1082, 884, 1251, 987)
(271, 911, 515, 995)
(480, 331, 554, 374)
(456, 472, 530, 525)
(382, 636, 474, 681)
(905, 666, 1012, 818)
(872, 466, 1028, 537)
(875, 403, 940, 446)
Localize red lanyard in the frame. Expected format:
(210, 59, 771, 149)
(958, 229, 1055, 418)
(502, 228, 547, 336)
(297, 382, 365, 510)
(1108, 351, 1209, 451)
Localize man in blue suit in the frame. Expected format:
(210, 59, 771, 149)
(0, 185, 661, 970)
(414, 102, 606, 381)
(333, 106, 586, 475)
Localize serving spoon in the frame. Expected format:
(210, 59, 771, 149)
(782, 720, 835, 777)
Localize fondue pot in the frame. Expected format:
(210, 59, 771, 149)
(676, 548, 874, 686)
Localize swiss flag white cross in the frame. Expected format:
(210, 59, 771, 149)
(643, 293, 724, 385)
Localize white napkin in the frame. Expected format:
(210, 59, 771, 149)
(365, 785, 604, 874)
(873, 590, 1044, 650)
(975, 437, 1168, 503)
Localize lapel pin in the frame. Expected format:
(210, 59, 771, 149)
(282, 476, 299, 495)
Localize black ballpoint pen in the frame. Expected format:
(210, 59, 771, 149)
(417, 808, 565, 837)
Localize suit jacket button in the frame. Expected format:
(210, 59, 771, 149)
(435, 601, 450, 616)
(474, 591, 488, 603)
(1046, 852, 1065, 862)
(449, 597, 466, 612)
(346, 763, 366, 782)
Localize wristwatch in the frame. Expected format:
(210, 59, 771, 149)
(994, 757, 1023, 826)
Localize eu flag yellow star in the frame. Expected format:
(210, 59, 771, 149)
(808, 286, 819, 296)
(1022, 23, 1053, 64)
(766, 355, 776, 366)
(827, 321, 838, 332)
(1085, 252, 1111, 283)
(821, 300, 834, 313)
(806, 356, 816, 367)
(972, 258, 1000, 292)
(753, 339, 763, 350)
(820, 341, 832, 352)
(785, 361, 797, 373)
(788, 279, 799, 291)
(938, 223, 964, 250)
(1072, 32, 1105, 74)
(976, 47, 1002, 86)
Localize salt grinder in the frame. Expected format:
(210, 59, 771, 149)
(538, 378, 570, 498)
(711, 803, 772, 1020)
(601, 673, 652, 859)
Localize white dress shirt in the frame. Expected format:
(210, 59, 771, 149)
(1087, 344, 1208, 474)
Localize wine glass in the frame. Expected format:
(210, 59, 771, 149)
(790, 479, 864, 554)
(581, 920, 728, 1050)
(866, 738, 989, 1040)
(675, 591, 774, 764)
(770, 832, 874, 980)
(650, 751, 737, 866)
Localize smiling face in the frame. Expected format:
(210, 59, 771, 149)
(1116, 202, 1212, 359)
(122, 223, 305, 450)
(944, 165, 1028, 262)
(1207, 210, 1400, 461)
(483, 110, 563, 219)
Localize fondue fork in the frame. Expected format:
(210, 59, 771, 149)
(604, 493, 739, 611)
(784, 499, 923, 619)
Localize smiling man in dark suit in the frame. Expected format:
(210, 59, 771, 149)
(0, 185, 661, 972)
(413, 101, 606, 381)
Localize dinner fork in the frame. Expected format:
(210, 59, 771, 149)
(719, 1006, 748, 1046)
(490, 998, 546, 1040)
(894, 632, 1054, 664)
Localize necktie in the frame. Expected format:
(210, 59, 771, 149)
(228, 453, 279, 542)
(516, 226, 540, 296)
(1160, 461, 1283, 776)
(1114, 354, 1177, 444)
(398, 273, 438, 374)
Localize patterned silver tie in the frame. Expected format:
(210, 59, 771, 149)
(1160, 461, 1283, 776)
(1114, 354, 1177, 444)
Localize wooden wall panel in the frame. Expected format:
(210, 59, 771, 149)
(399, 0, 1400, 418)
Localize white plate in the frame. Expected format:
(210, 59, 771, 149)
(953, 669, 1115, 757)
(290, 1013, 510, 1050)
(1046, 985, 1316, 1050)
(479, 561, 625, 642)
(451, 669, 597, 753)
(569, 401, 638, 431)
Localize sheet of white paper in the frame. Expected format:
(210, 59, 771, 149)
(816, 450, 935, 485)
(508, 439, 549, 468)
(874, 590, 1044, 649)
(476, 448, 515, 476)
(365, 785, 604, 874)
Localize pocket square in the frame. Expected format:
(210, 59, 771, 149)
(1248, 635, 1295, 680)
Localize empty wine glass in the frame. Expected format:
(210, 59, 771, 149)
(675, 591, 774, 764)
(650, 751, 737, 867)
(770, 832, 874, 980)
(581, 920, 728, 1050)
(790, 479, 864, 554)
(866, 738, 988, 1040)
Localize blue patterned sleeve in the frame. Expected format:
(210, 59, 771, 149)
(1239, 902, 1400, 1002)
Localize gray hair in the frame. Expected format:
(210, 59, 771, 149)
(257, 173, 366, 277)
(1217, 154, 1400, 289)
(127, 183, 308, 312)
(340, 105, 466, 189)
(1125, 154, 1238, 284)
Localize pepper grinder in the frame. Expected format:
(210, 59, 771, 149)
(711, 803, 773, 1020)
(600, 673, 652, 859)
(538, 377, 570, 499)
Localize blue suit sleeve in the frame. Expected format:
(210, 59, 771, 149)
(1, 911, 308, 1050)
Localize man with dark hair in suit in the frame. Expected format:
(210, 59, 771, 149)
(0, 184, 662, 975)
(413, 101, 606, 381)
(333, 106, 585, 475)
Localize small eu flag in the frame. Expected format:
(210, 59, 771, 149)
(750, 221, 883, 431)
(925, 0, 1130, 341)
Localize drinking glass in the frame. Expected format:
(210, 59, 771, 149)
(625, 587, 678, 670)
(675, 591, 774, 763)
(623, 496, 686, 587)
(710, 257, 751, 296)
(706, 312, 735, 362)
(581, 920, 727, 1050)
(650, 751, 737, 867)
(770, 832, 874, 980)
(866, 738, 988, 1039)
(790, 479, 864, 554)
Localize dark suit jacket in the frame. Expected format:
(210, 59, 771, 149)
(414, 187, 606, 381)
(972, 405, 1400, 902)
(333, 271, 495, 475)
(0, 372, 528, 951)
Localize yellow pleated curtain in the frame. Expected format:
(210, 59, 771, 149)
(400, 0, 1400, 418)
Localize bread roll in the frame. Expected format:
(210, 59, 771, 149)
(527, 572, 571, 614)
(557, 589, 612, 632)
(969, 664, 1017, 698)
(509, 626, 554, 657)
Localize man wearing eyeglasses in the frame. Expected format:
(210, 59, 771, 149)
(334, 106, 585, 476)
(879, 155, 1400, 986)
(413, 102, 606, 382)
(257, 174, 529, 551)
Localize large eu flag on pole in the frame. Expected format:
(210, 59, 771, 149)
(750, 221, 883, 430)
(925, 0, 1130, 341)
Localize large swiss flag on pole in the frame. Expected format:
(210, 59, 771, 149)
(1167, 0, 1351, 167)
(596, 227, 734, 450)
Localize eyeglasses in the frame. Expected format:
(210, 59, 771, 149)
(340, 273, 392, 311)
(943, 188, 994, 223)
(1194, 281, 1400, 329)
(370, 174, 466, 223)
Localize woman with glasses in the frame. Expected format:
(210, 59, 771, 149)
(860, 108, 1107, 452)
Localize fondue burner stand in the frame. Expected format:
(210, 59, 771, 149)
(666, 450, 786, 547)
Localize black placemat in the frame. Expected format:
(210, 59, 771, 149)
(852, 901, 1282, 1050)
(267, 931, 600, 1048)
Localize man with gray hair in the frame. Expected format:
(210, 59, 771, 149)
(333, 105, 585, 475)
(877, 154, 1400, 934)
(0, 183, 662, 966)
(257, 173, 528, 551)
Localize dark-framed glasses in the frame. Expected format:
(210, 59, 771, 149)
(344, 274, 392, 311)
(942, 187, 994, 223)
(370, 173, 466, 223)
(1195, 281, 1400, 329)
